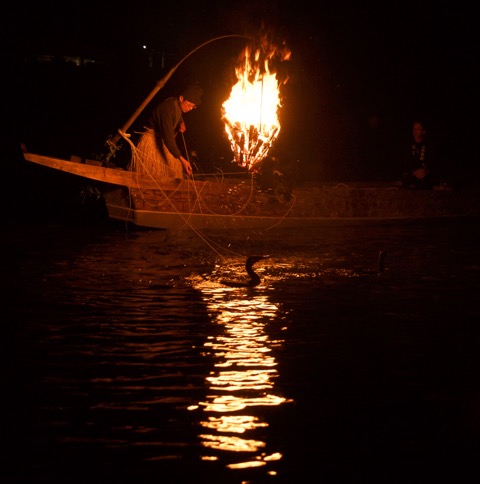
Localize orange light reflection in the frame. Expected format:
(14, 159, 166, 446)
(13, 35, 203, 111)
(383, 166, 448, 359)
(191, 279, 292, 474)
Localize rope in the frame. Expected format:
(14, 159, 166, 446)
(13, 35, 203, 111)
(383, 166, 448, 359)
(118, 128, 293, 259)
(119, 131, 248, 260)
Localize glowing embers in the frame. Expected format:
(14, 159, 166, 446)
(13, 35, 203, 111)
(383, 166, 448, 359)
(222, 39, 290, 172)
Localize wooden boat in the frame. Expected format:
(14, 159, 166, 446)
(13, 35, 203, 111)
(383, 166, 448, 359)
(18, 38, 480, 232)
(21, 146, 480, 231)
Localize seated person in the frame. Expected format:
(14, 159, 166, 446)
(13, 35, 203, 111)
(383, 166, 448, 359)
(401, 120, 436, 189)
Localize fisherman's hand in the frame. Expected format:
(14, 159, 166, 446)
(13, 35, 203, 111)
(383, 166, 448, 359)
(180, 157, 192, 176)
(179, 121, 186, 133)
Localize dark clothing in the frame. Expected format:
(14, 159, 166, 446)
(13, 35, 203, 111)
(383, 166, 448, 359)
(402, 140, 436, 189)
(149, 96, 184, 159)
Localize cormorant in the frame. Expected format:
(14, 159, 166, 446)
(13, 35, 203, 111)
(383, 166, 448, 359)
(355, 250, 387, 275)
(220, 255, 270, 287)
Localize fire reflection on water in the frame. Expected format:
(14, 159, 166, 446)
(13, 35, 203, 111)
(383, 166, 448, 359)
(189, 282, 291, 472)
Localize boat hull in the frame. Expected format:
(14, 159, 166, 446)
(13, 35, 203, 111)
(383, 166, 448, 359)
(22, 149, 480, 231)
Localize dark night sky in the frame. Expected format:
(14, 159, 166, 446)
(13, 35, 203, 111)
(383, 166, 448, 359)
(4, 0, 479, 182)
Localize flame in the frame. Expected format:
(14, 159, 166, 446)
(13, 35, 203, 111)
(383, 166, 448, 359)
(222, 39, 290, 172)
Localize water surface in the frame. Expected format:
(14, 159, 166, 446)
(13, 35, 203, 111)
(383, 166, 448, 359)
(2, 219, 479, 483)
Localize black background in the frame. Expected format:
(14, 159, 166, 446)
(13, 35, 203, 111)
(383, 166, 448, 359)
(3, 0, 479, 184)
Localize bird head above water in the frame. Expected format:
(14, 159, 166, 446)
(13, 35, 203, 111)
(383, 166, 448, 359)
(221, 255, 270, 288)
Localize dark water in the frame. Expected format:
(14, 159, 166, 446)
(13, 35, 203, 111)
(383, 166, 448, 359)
(2, 218, 480, 483)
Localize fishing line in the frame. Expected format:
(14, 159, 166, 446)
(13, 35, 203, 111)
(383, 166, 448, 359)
(106, 34, 253, 161)
(115, 34, 285, 259)
(120, 132, 250, 260)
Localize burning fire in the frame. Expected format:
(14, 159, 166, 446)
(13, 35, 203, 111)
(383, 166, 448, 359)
(222, 39, 290, 173)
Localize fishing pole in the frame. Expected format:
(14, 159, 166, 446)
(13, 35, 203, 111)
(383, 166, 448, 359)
(104, 34, 252, 163)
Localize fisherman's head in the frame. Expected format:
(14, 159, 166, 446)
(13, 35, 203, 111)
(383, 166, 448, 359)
(180, 83, 203, 112)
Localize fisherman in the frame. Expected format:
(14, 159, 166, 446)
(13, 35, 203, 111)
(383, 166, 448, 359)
(133, 83, 203, 178)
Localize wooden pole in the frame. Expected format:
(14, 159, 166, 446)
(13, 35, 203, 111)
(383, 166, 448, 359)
(106, 65, 176, 154)
(104, 35, 251, 163)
